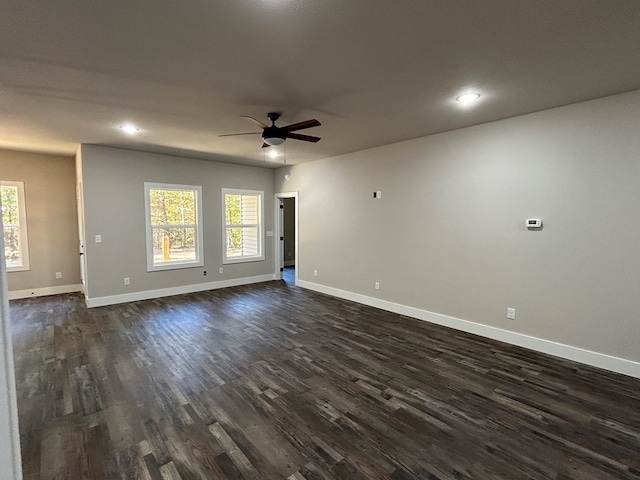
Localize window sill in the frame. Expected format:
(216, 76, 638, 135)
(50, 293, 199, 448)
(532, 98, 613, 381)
(6, 265, 30, 273)
(223, 256, 265, 265)
(147, 260, 204, 272)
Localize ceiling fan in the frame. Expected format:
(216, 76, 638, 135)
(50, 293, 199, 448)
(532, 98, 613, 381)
(220, 112, 321, 147)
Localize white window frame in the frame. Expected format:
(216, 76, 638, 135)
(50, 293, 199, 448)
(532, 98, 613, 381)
(222, 188, 265, 264)
(1, 181, 30, 272)
(144, 182, 204, 272)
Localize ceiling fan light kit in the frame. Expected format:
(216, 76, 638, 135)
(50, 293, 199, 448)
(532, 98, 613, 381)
(263, 132, 285, 146)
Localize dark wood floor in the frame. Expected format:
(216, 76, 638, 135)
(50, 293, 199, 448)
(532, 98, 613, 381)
(10, 274, 640, 479)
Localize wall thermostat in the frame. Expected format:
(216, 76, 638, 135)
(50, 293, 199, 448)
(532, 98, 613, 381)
(526, 218, 542, 228)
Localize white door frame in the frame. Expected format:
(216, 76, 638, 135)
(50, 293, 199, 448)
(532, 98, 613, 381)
(76, 182, 87, 295)
(274, 192, 299, 284)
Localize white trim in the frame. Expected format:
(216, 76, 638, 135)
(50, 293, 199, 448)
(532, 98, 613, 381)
(8, 284, 83, 300)
(76, 181, 87, 296)
(222, 188, 265, 264)
(297, 279, 640, 379)
(85, 274, 275, 308)
(274, 192, 298, 284)
(144, 182, 204, 272)
(274, 196, 283, 281)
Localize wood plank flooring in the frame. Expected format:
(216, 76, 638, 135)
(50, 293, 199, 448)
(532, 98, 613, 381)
(10, 277, 640, 479)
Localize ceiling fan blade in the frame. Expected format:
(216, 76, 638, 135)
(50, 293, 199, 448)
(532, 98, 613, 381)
(286, 132, 321, 143)
(281, 119, 321, 132)
(218, 132, 261, 137)
(262, 142, 270, 148)
(241, 115, 268, 128)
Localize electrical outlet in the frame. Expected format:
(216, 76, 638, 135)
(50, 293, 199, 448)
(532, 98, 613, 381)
(203, 270, 207, 276)
(314, 269, 318, 277)
(219, 267, 223, 274)
(374, 281, 380, 290)
(55, 272, 62, 279)
(95, 234, 102, 243)
(507, 307, 516, 320)
(124, 277, 130, 286)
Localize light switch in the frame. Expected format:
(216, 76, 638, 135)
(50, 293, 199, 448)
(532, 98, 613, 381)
(95, 234, 102, 243)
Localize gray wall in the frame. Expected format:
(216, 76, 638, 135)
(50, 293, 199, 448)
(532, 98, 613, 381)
(0, 150, 81, 293)
(78, 145, 275, 301)
(275, 90, 640, 363)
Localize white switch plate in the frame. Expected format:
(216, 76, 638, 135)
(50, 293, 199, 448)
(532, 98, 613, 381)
(95, 234, 102, 243)
(55, 272, 62, 279)
(219, 267, 223, 274)
(507, 307, 516, 320)
(314, 269, 318, 277)
(374, 281, 380, 290)
(124, 277, 130, 285)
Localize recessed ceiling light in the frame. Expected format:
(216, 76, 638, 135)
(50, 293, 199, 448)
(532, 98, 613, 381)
(119, 124, 139, 134)
(456, 92, 481, 105)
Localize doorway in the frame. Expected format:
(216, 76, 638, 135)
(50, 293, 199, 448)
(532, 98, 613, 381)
(274, 192, 298, 285)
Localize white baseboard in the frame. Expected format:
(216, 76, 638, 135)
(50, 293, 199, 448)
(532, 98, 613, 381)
(8, 284, 83, 300)
(297, 280, 640, 379)
(85, 274, 276, 308)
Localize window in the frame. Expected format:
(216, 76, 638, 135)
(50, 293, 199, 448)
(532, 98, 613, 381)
(144, 183, 203, 271)
(222, 189, 264, 263)
(1, 181, 30, 272)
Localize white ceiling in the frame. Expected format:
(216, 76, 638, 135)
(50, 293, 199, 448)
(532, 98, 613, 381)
(1, 0, 639, 168)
